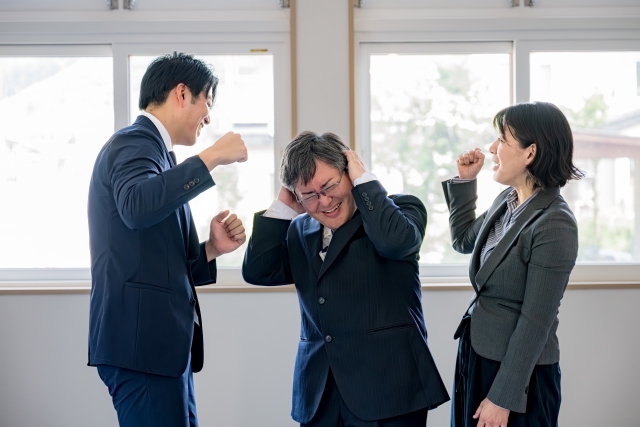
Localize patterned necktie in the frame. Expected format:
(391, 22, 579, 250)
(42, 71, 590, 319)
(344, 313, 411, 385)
(319, 228, 333, 261)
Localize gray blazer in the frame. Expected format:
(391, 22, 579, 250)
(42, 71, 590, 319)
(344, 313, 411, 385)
(442, 179, 578, 412)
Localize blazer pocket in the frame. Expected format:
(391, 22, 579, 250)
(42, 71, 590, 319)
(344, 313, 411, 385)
(125, 281, 173, 295)
(497, 302, 521, 314)
(366, 322, 415, 335)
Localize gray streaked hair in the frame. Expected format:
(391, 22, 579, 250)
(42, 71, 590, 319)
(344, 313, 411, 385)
(280, 131, 349, 191)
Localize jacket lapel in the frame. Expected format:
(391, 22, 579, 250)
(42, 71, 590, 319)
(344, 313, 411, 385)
(302, 216, 323, 277)
(473, 186, 561, 291)
(469, 191, 509, 286)
(317, 211, 363, 281)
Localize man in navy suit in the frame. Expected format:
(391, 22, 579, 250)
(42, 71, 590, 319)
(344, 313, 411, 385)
(242, 132, 449, 426)
(88, 52, 248, 427)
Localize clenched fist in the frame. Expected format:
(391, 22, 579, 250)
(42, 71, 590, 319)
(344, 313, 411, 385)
(199, 132, 248, 170)
(205, 210, 247, 261)
(457, 148, 485, 180)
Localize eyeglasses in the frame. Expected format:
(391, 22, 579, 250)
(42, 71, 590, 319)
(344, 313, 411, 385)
(295, 171, 345, 207)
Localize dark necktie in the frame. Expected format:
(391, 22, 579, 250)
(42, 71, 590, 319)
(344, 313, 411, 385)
(168, 151, 177, 165)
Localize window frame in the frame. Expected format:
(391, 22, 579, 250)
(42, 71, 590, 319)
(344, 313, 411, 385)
(360, 41, 514, 280)
(0, 40, 291, 286)
(358, 39, 640, 284)
(2, 11, 639, 286)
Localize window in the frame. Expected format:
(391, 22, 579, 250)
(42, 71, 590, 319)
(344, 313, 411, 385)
(363, 43, 511, 265)
(530, 51, 640, 262)
(0, 52, 113, 268)
(0, 40, 289, 282)
(129, 54, 275, 267)
(362, 39, 640, 281)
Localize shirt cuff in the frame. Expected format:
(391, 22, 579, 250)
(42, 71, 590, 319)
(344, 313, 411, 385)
(263, 199, 300, 220)
(354, 172, 378, 186)
(450, 176, 476, 184)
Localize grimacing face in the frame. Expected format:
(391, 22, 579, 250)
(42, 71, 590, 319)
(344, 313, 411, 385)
(294, 161, 356, 231)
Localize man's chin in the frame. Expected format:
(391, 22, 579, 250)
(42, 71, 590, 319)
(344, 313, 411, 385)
(314, 215, 348, 231)
(184, 137, 198, 146)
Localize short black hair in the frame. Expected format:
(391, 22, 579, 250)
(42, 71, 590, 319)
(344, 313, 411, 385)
(280, 131, 349, 191)
(138, 52, 218, 110)
(493, 102, 584, 189)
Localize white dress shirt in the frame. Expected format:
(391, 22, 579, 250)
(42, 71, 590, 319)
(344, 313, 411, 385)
(140, 111, 173, 152)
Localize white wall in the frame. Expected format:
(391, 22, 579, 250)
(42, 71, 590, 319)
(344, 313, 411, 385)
(1, 288, 639, 427)
(295, 0, 351, 141)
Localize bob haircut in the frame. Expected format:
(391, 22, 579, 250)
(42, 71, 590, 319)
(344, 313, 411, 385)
(280, 131, 350, 191)
(138, 52, 218, 110)
(493, 101, 584, 189)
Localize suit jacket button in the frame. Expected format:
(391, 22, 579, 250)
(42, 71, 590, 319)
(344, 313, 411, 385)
(318, 297, 326, 305)
(368, 206, 374, 211)
(184, 184, 190, 190)
(362, 192, 367, 197)
(190, 299, 196, 307)
(364, 197, 369, 202)
(366, 201, 372, 206)
(194, 178, 200, 184)
(324, 335, 333, 343)
(189, 181, 195, 187)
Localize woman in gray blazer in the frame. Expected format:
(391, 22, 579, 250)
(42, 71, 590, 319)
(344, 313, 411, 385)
(443, 102, 583, 427)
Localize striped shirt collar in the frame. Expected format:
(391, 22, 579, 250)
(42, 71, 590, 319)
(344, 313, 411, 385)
(506, 188, 540, 219)
(479, 188, 540, 267)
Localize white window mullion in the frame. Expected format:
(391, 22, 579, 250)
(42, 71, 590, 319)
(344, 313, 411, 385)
(513, 39, 531, 105)
(112, 43, 131, 131)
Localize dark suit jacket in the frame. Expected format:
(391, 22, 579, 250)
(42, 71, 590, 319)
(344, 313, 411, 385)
(242, 180, 450, 423)
(442, 179, 578, 412)
(88, 115, 217, 377)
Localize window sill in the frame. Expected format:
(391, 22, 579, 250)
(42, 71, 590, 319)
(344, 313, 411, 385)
(1, 279, 638, 295)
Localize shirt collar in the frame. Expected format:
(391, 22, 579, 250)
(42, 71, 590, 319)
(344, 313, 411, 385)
(140, 111, 173, 152)
(506, 188, 540, 216)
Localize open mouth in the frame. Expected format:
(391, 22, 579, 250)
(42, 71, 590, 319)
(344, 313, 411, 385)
(321, 202, 342, 215)
(492, 161, 500, 171)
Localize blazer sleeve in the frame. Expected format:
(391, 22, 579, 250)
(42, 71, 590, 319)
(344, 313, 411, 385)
(108, 134, 214, 230)
(441, 179, 486, 254)
(190, 242, 217, 287)
(487, 207, 578, 412)
(352, 180, 426, 261)
(241, 211, 294, 286)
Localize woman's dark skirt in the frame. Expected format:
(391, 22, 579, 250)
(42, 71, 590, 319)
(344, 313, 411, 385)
(451, 316, 562, 427)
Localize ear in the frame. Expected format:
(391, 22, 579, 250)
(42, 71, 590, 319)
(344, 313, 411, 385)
(175, 83, 187, 108)
(525, 143, 537, 166)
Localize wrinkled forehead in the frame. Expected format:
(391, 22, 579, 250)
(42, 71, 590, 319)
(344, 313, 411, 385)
(295, 161, 342, 194)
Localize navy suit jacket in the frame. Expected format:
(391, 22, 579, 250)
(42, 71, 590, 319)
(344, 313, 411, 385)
(88, 116, 217, 377)
(242, 180, 450, 423)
